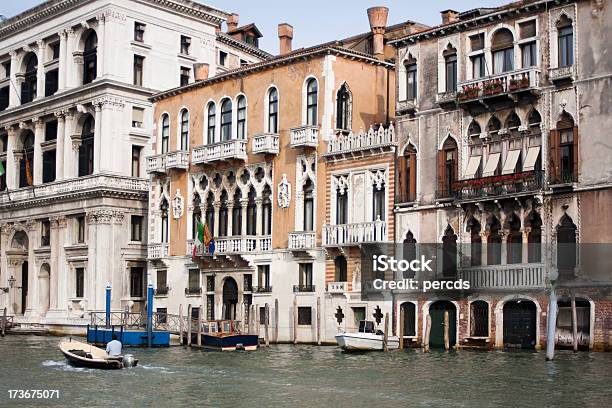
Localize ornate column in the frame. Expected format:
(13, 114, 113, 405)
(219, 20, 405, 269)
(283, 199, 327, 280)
(35, 40, 46, 100)
(95, 97, 123, 174)
(255, 198, 263, 236)
(226, 201, 234, 236)
(5, 126, 17, 189)
(48, 216, 66, 312)
(33, 118, 44, 185)
(65, 28, 75, 89)
(54, 111, 65, 180)
(58, 31, 67, 91)
(95, 15, 105, 78)
(93, 102, 102, 173)
(240, 198, 249, 236)
(63, 111, 75, 178)
(479, 231, 489, 266)
(522, 227, 531, 264)
(25, 221, 38, 317)
(500, 230, 509, 265)
(213, 203, 221, 238)
(8, 51, 19, 107)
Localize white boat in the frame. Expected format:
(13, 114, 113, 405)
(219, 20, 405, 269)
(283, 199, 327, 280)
(335, 320, 400, 351)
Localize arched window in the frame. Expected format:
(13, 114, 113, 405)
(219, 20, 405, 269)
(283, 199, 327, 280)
(487, 216, 502, 265)
(18, 131, 35, 187)
(218, 190, 228, 237)
(268, 88, 278, 133)
(373, 182, 385, 222)
(21, 53, 38, 104)
(336, 184, 348, 224)
(443, 46, 457, 92)
(83, 31, 98, 84)
(334, 256, 347, 282)
(437, 138, 458, 197)
(180, 109, 189, 150)
(205, 193, 215, 234)
(470, 300, 489, 337)
(557, 15, 574, 67)
(442, 225, 457, 278)
(467, 216, 482, 266)
(506, 112, 521, 137)
(161, 114, 169, 154)
(336, 84, 351, 131)
(206, 103, 216, 144)
(400, 302, 416, 337)
(306, 78, 318, 126)
(506, 213, 522, 264)
(246, 187, 257, 235)
(262, 185, 272, 235)
(403, 231, 417, 278)
(404, 56, 417, 100)
(237, 95, 246, 139)
(303, 179, 314, 231)
(399, 145, 417, 202)
(528, 110, 542, 134)
(220, 99, 232, 141)
(527, 210, 542, 262)
(160, 197, 169, 243)
(487, 116, 501, 136)
(78, 115, 95, 177)
(557, 214, 577, 277)
(232, 189, 242, 236)
(192, 193, 201, 240)
(551, 112, 577, 183)
(491, 28, 514, 74)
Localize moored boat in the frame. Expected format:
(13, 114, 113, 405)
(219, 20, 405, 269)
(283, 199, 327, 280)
(191, 320, 258, 351)
(335, 320, 400, 351)
(59, 339, 138, 369)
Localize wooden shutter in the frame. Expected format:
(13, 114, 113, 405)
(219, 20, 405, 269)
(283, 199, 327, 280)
(437, 150, 445, 195)
(397, 155, 406, 202)
(572, 126, 579, 181)
(548, 129, 559, 182)
(409, 153, 417, 201)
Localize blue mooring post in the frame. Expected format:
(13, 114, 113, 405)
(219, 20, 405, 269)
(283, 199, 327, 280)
(147, 282, 153, 347)
(105, 284, 111, 329)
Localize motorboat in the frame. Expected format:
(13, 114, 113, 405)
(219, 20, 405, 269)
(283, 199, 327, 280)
(335, 320, 400, 351)
(59, 339, 138, 369)
(191, 320, 258, 351)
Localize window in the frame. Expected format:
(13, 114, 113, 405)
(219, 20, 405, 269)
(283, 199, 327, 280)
(220, 99, 232, 141)
(556, 214, 577, 275)
(237, 96, 246, 139)
(268, 88, 278, 133)
(180, 67, 190, 86)
(131, 145, 142, 177)
(161, 114, 169, 153)
(207, 295, 215, 319)
(243, 274, 252, 292)
(206, 275, 215, 292)
(468, 217, 482, 266)
(471, 54, 486, 79)
(191, 307, 200, 320)
(303, 179, 314, 231)
(218, 51, 227, 66)
(42, 150, 56, 183)
(442, 225, 457, 278)
(204, 103, 216, 144)
(0, 158, 5, 191)
(560, 128, 574, 181)
(336, 187, 348, 224)
(557, 17, 574, 67)
(334, 256, 347, 282)
(180, 110, 189, 150)
(130, 267, 145, 298)
(131, 215, 143, 241)
(551, 113, 577, 183)
(470, 301, 489, 337)
(132, 107, 144, 128)
(188, 269, 200, 291)
(521, 42, 537, 68)
(373, 183, 385, 221)
(75, 267, 85, 298)
(156, 308, 167, 323)
(438, 138, 458, 198)
(404, 60, 417, 100)
(134, 22, 145, 42)
(400, 302, 416, 336)
(180, 35, 191, 55)
(218, 191, 228, 237)
(402, 232, 417, 278)
(399, 145, 417, 202)
(259, 306, 268, 325)
(299, 263, 313, 289)
(133, 55, 144, 86)
(160, 198, 169, 243)
(41, 219, 51, 247)
(246, 188, 256, 235)
(506, 215, 522, 264)
(262, 186, 272, 235)
(45, 69, 58, 96)
(352, 307, 366, 326)
(51, 43, 60, 60)
(470, 33, 485, 51)
(298, 307, 312, 325)
(83, 31, 98, 84)
(306, 78, 318, 126)
(2, 61, 10, 79)
(258, 265, 270, 289)
(527, 211, 542, 263)
(336, 84, 351, 130)
(21, 53, 38, 104)
(444, 50, 457, 92)
(78, 116, 94, 177)
(19, 131, 34, 187)
(76, 216, 85, 243)
(232, 190, 242, 235)
(491, 28, 514, 74)
(0, 87, 8, 111)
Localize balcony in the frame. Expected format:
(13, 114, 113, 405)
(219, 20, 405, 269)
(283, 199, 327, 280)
(549, 65, 574, 83)
(253, 286, 273, 293)
(288, 231, 316, 250)
(293, 284, 316, 293)
(452, 170, 544, 202)
(192, 140, 247, 164)
(154, 286, 169, 296)
(322, 220, 387, 246)
(188, 236, 271, 257)
(146, 154, 166, 174)
(327, 281, 347, 294)
(396, 99, 416, 115)
(185, 287, 202, 295)
(290, 125, 318, 148)
(0, 174, 149, 207)
(252, 133, 280, 155)
(323, 124, 396, 159)
(165, 151, 189, 170)
(148, 243, 169, 259)
(458, 263, 546, 290)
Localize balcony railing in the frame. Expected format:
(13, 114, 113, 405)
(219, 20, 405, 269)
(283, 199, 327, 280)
(0, 174, 149, 205)
(253, 286, 273, 293)
(288, 231, 316, 250)
(549, 170, 577, 185)
(192, 140, 247, 164)
(324, 124, 396, 157)
(252, 133, 280, 155)
(322, 220, 387, 246)
(185, 287, 202, 295)
(549, 65, 574, 82)
(293, 284, 316, 293)
(458, 263, 546, 289)
(148, 243, 168, 259)
(290, 125, 318, 148)
(154, 286, 169, 296)
(457, 67, 541, 103)
(165, 151, 189, 169)
(453, 170, 543, 201)
(188, 236, 271, 257)
(146, 154, 166, 174)
(327, 281, 347, 293)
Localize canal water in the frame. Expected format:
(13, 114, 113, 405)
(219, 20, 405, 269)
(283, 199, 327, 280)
(0, 336, 610, 407)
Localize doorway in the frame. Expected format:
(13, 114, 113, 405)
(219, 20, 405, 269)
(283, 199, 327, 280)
(503, 300, 537, 349)
(21, 262, 29, 315)
(222, 277, 238, 320)
(429, 300, 456, 348)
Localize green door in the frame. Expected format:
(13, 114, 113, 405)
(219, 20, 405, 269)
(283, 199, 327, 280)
(429, 301, 456, 348)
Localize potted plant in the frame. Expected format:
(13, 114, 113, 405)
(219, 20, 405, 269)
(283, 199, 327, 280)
(457, 84, 480, 101)
(483, 79, 504, 95)
(509, 75, 530, 91)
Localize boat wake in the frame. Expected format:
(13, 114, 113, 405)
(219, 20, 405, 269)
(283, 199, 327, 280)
(42, 360, 88, 372)
(138, 364, 174, 374)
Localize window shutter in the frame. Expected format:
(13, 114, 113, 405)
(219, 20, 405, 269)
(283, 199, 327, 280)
(437, 150, 445, 194)
(572, 126, 579, 181)
(409, 153, 417, 201)
(548, 130, 559, 181)
(397, 155, 406, 202)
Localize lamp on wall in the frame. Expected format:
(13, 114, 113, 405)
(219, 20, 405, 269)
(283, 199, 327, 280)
(0, 275, 16, 293)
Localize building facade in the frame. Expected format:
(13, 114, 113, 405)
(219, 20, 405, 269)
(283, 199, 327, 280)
(0, 0, 267, 328)
(390, 0, 611, 350)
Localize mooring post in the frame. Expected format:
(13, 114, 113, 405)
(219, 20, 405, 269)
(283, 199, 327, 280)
(197, 308, 202, 347)
(571, 292, 578, 352)
(424, 314, 431, 353)
(546, 287, 558, 361)
(399, 306, 404, 350)
(293, 295, 298, 345)
(316, 296, 321, 346)
(264, 303, 269, 347)
(443, 310, 450, 350)
(383, 313, 389, 352)
(187, 304, 192, 346)
(105, 284, 111, 329)
(147, 282, 153, 348)
(1, 307, 7, 337)
(179, 304, 184, 345)
(274, 298, 279, 344)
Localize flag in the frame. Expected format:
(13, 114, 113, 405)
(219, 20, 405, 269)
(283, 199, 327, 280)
(24, 149, 33, 186)
(192, 218, 205, 261)
(203, 223, 215, 256)
(0, 161, 5, 177)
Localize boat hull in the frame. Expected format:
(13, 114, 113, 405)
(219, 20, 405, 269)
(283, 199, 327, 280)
(335, 333, 400, 351)
(59, 340, 137, 369)
(199, 334, 259, 351)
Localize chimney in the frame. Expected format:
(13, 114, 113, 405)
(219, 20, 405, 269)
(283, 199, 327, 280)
(193, 63, 209, 81)
(441, 10, 459, 24)
(278, 23, 293, 55)
(367, 7, 389, 61)
(227, 13, 239, 32)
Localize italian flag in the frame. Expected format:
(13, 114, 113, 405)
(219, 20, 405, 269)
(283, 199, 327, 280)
(192, 219, 214, 260)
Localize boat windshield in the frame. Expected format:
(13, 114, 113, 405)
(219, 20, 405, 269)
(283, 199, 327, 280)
(223, 321, 231, 332)
(358, 320, 375, 333)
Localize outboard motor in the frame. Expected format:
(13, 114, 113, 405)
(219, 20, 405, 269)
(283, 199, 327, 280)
(122, 354, 137, 368)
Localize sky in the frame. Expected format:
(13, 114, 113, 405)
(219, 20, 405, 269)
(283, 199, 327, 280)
(1, 1, 509, 53)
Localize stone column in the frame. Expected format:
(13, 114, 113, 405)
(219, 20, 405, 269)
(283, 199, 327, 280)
(8, 51, 19, 107)
(95, 15, 105, 78)
(54, 111, 65, 180)
(58, 31, 67, 91)
(63, 112, 76, 178)
(25, 221, 38, 317)
(240, 198, 248, 236)
(480, 231, 489, 266)
(500, 230, 509, 265)
(522, 228, 531, 264)
(255, 198, 263, 236)
(5, 126, 17, 189)
(35, 40, 46, 100)
(33, 118, 44, 185)
(213, 203, 220, 238)
(65, 28, 75, 89)
(93, 103, 102, 173)
(48, 216, 66, 311)
(226, 201, 234, 236)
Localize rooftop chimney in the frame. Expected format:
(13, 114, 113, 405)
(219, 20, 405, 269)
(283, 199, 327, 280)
(193, 63, 209, 81)
(278, 23, 293, 55)
(367, 7, 389, 61)
(227, 13, 239, 32)
(441, 9, 459, 24)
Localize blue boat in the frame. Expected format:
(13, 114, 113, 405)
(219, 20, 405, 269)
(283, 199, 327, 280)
(191, 320, 258, 351)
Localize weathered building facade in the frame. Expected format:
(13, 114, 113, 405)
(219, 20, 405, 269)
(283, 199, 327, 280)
(390, 0, 611, 350)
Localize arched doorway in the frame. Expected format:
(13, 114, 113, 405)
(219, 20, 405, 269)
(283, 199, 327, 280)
(429, 300, 456, 348)
(38, 264, 50, 315)
(222, 277, 238, 320)
(400, 302, 416, 338)
(503, 300, 536, 349)
(556, 298, 591, 350)
(21, 261, 29, 315)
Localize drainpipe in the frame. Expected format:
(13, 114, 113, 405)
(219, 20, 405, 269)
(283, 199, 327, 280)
(147, 282, 153, 347)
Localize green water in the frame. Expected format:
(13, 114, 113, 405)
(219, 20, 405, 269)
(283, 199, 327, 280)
(0, 335, 610, 407)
